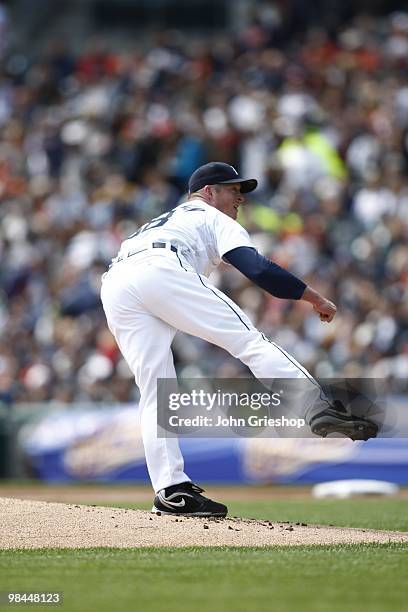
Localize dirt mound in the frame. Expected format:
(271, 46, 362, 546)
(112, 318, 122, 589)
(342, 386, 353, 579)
(1, 497, 407, 549)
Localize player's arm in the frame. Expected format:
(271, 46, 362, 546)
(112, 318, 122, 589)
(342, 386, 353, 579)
(223, 246, 336, 322)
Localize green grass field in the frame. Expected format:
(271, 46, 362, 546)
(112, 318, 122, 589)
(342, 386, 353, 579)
(1, 544, 407, 612)
(1, 493, 407, 612)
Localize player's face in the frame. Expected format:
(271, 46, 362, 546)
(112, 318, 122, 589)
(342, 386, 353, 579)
(212, 184, 245, 219)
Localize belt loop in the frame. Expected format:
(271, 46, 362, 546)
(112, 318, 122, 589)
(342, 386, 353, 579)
(152, 242, 177, 253)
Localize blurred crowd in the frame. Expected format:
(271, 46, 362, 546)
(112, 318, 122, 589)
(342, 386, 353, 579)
(0, 5, 407, 404)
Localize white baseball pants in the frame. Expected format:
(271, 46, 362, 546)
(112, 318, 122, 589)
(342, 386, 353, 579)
(101, 249, 326, 493)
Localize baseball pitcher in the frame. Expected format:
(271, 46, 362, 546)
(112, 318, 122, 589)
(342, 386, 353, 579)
(101, 162, 377, 517)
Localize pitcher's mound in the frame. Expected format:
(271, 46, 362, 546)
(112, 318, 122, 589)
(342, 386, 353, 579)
(1, 497, 407, 549)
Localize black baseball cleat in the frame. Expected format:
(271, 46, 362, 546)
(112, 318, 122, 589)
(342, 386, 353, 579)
(152, 482, 228, 517)
(310, 400, 379, 441)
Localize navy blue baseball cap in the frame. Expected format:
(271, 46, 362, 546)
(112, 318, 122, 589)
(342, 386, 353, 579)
(188, 162, 258, 194)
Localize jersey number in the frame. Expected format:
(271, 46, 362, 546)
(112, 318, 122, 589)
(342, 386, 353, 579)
(128, 205, 204, 239)
(129, 209, 176, 238)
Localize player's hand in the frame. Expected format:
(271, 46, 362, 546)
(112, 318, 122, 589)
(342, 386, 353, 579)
(313, 298, 337, 323)
(300, 287, 337, 322)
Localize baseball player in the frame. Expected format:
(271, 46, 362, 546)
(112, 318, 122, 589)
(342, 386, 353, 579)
(101, 162, 378, 517)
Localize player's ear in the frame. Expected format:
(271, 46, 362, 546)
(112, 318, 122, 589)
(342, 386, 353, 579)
(203, 185, 213, 199)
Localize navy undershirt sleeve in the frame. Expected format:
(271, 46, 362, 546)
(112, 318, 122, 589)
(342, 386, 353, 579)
(223, 246, 307, 300)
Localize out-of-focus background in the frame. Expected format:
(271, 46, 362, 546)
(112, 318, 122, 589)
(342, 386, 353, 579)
(0, 0, 407, 486)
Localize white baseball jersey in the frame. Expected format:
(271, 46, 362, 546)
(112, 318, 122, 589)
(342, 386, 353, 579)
(113, 198, 254, 277)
